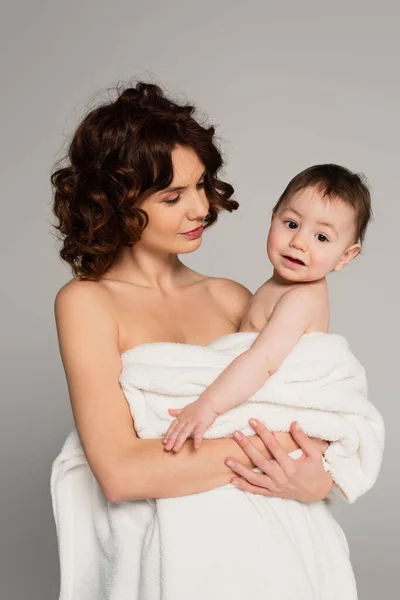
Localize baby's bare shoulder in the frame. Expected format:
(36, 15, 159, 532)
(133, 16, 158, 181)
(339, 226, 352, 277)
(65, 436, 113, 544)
(277, 281, 329, 332)
(282, 280, 328, 304)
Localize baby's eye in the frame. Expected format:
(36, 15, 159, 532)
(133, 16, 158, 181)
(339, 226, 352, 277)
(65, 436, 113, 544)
(284, 220, 298, 230)
(317, 234, 329, 242)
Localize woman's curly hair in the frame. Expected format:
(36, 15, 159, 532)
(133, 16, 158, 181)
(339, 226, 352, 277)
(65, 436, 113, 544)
(51, 82, 238, 280)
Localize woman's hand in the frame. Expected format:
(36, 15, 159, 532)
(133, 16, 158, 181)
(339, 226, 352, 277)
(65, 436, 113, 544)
(225, 420, 333, 502)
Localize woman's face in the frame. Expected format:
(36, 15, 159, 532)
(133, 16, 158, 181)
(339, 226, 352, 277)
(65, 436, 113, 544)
(138, 146, 210, 255)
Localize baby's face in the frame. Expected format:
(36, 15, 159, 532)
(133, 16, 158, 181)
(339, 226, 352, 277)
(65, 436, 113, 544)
(267, 185, 361, 283)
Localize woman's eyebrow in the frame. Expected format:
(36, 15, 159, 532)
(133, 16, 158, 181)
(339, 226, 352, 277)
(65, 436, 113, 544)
(161, 184, 185, 193)
(161, 170, 207, 194)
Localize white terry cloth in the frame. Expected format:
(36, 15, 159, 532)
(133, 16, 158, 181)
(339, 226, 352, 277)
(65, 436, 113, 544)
(51, 332, 384, 600)
(121, 332, 384, 503)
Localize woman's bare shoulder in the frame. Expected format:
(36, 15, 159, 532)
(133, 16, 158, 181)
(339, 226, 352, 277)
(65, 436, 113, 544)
(205, 277, 253, 325)
(54, 277, 114, 314)
(54, 277, 119, 349)
(55, 276, 104, 296)
(206, 276, 251, 296)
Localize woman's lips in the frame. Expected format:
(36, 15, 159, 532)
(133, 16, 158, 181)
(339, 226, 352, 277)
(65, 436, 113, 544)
(282, 255, 306, 266)
(181, 225, 204, 239)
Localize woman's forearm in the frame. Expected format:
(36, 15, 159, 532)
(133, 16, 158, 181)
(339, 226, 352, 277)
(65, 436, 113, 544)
(113, 435, 272, 502)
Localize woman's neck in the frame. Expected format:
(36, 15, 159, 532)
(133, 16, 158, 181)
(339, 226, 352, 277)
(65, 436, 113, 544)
(103, 245, 193, 290)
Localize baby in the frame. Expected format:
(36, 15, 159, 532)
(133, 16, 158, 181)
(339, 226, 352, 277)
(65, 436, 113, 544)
(163, 163, 372, 452)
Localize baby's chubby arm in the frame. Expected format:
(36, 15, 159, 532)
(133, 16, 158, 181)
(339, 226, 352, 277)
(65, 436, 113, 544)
(200, 287, 321, 409)
(164, 287, 322, 451)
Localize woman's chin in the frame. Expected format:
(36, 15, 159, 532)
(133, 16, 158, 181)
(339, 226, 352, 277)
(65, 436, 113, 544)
(177, 236, 203, 254)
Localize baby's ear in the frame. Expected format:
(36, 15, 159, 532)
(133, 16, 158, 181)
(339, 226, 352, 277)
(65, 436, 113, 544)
(333, 243, 361, 272)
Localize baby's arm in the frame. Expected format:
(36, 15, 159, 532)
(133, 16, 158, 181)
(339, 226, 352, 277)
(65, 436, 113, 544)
(164, 287, 321, 451)
(199, 287, 320, 410)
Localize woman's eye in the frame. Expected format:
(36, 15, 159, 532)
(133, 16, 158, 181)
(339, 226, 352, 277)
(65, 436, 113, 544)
(197, 181, 205, 190)
(285, 220, 298, 230)
(164, 196, 180, 205)
(317, 234, 329, 242)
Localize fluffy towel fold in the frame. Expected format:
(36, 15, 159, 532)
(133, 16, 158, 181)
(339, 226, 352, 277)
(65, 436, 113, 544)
(51, 331, 384, 600)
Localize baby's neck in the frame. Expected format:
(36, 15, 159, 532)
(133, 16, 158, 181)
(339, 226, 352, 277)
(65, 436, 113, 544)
(270, 270, 326, 288)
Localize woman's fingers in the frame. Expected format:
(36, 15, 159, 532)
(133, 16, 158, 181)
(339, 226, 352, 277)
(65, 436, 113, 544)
(229, 421, 334, 502)
(289, 422, 323, 459)
(231, 430, 289, 485)
(231, 478, 273, 496)
(230, 477, 289, 498)
(168, 408, 182, 417)
(249, 420, 294, 473)
(225, 457, 278, 491)
(231, 430, 268, 468)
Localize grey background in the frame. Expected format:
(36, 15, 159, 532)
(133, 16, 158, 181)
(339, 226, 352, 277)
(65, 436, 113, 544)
(1, 1, 398, 598)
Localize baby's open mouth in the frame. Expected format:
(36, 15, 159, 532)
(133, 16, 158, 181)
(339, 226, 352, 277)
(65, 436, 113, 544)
(283, 255, 305, 266)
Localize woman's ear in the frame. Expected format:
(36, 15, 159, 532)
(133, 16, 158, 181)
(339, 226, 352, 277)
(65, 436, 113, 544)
(333, 243, 361, 272)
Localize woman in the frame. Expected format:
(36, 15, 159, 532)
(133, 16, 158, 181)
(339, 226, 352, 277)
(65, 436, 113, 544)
(51, 82, 353, 599)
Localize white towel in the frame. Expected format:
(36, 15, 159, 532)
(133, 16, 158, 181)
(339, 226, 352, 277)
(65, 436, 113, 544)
(51, 332, 384, 600)
(121, 332, 384, 503)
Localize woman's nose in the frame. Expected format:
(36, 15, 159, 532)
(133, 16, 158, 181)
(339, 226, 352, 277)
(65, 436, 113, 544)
(186, 191, 209, 221)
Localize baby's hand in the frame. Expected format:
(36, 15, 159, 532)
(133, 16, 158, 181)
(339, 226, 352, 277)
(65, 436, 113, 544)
(163, 400, 219, 452)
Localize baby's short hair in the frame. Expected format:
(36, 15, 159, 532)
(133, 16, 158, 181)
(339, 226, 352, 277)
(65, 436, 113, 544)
(273, 164, 372, 244)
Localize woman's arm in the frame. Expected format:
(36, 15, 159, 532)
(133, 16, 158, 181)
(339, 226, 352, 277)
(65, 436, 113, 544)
(54, 280, 276, 503)
(115, 435, 269, 501)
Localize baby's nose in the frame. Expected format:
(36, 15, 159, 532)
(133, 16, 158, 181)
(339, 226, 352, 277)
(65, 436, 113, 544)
(290, 233, 308, 252)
